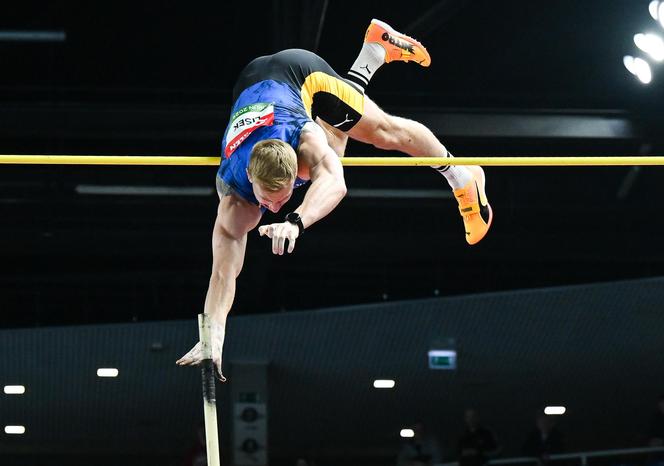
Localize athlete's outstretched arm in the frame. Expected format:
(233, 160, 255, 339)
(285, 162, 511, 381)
(176, 192, 261, 379)
(258, 125, 347, 254)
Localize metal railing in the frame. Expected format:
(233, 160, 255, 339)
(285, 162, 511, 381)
(441, 446, 664, 466)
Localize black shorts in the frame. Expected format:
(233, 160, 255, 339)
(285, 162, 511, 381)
(232, 49, 365, 132)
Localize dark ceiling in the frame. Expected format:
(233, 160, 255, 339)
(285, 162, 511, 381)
(1, 0, 662, 108)
(1, 0, 663, 327)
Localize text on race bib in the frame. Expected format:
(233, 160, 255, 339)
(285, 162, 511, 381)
(224, 103, 275, 158)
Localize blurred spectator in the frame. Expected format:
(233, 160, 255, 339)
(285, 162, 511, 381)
(397, 422, 442, 466)
(183, 422, 207, 466)
(648, 395, 664, 447)
(522, 413, 564, 462)
(295, 458, 313, 466)
(645, 395, 664, 466)
(457, 409, 500, 466)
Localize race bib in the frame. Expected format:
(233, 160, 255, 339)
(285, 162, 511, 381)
(224, 103, 275, 158)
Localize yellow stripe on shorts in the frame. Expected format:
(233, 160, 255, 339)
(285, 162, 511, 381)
(300, 72, 364, 118)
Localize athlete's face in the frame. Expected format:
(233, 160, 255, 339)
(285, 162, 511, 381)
(252, 182, 293, 213)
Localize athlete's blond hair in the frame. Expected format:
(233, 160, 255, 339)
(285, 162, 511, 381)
(248, 139, 298, 191)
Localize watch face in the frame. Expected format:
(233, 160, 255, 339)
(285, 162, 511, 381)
(286, 213, 300, 222)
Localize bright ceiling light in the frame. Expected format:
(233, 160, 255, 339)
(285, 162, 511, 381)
(97, 368, 119, 377)
(400, 428, 415, 438)
(3, 385, 25, 395)
(373, 379, 396, 389)
(635, 57, 653, 83)
(650, 0, 660, 20)
(634, 33, 664, 61)
(4, 425, 26, 434)
(624, 55, 653, 84)
(544, 406, 566, 415)
(624, 55, 636, 73)
(649, 2, 664, 28)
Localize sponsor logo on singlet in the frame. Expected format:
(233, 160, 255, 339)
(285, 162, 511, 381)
(224, 103, 275, 158)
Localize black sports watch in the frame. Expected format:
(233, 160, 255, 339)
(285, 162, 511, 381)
(285, 212, 305, 235)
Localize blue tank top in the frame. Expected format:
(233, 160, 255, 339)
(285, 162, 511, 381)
(218, 80, 312, 206)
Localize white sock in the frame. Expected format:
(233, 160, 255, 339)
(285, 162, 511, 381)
(346, 42, 386, 92)
(432, 152, 473, 190)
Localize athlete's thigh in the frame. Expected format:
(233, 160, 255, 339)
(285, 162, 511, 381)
(345, 95, 392, 145)
(315, 117, 349, 157)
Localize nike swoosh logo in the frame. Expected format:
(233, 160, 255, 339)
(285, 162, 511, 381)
(475, 182, 486, 207)
(474, 181, 491, 224)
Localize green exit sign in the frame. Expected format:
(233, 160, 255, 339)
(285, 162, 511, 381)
(428, 350, 457, 370)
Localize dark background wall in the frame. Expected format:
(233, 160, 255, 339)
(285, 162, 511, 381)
(1, 277, 663, 465)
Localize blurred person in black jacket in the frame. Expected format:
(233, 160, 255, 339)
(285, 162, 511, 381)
(648, 395, 664, 447)
(397, 422, 442, 466)
(646, 395, 664, 466)
(183, 422, 207, 466)
(522, 413, 564, 463)
(457, 409, 500, 466)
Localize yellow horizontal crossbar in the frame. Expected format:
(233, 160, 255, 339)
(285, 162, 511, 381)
(1, 155, 664, 166)
(0, 155, 220, 166)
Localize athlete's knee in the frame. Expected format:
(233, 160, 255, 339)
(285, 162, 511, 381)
(333, 135, 349, 157)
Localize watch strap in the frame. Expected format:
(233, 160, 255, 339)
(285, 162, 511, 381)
(285, 212, 304, 235)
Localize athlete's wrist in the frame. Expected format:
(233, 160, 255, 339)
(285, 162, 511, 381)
(285, 212, 305, 235)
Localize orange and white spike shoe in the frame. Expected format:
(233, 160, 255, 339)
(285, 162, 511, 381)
(364, 18, 431, 66)
(453, 166, 493, 245)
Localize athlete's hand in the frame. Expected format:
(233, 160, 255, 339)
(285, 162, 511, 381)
(258, 222, 300, 255)
(176, 317, 227, 382)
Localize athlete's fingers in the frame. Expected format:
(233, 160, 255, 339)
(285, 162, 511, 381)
(177, 343, 201, 365)
(271, 225, 280, 255)
(214, 360, 227, 382)
(287, 235, 297, 254)
(176, 353, 192, 365)
(177, 352, 196, 365)
(260, 225, 276, 238)
(277, 233, 286, 255)
(177, 349, 192, 364)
